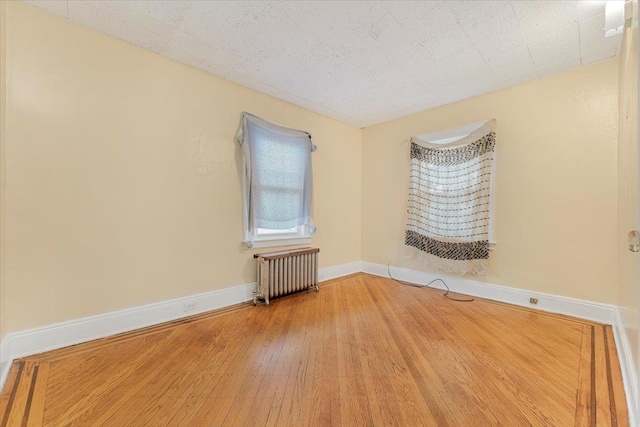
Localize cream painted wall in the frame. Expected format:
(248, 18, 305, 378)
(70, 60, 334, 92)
(616, 0, 639, 395)
(0, 1, 625, 337)
(362, 59, 619, 304)
(3, 2, 361, 332)
(1, 0, 7, 343)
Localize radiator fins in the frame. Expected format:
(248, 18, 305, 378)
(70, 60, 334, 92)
(253, 248, 319, 306)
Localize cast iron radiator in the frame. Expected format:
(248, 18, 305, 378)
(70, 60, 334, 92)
(253, 247, 320, 305)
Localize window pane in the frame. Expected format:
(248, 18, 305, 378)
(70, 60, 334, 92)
(254, 188, 304, 229)
(238, 112, 315, 247)
(248, 118, 311, 230)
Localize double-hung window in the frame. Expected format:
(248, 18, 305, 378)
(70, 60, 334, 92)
(237, 113, 316, 249)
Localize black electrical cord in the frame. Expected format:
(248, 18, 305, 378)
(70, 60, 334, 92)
(387, 262, 474, 302)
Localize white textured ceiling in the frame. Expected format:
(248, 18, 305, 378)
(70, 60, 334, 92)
(23, 0, 622, 127)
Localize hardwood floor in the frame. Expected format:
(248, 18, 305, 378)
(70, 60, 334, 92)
(0, 273, 629, 426)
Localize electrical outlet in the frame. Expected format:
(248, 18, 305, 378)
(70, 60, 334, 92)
(529, 298, 538, 305)
(184, 302, 198, 312)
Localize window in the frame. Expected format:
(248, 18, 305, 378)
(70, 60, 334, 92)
(404, 120, 497, 275)
(237, 113, 316, 249)
(414, 120, 496, 248)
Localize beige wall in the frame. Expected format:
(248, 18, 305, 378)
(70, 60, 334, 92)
(0, 1, 626, 337)
(1, 0, 7, 343)
(616, 0, 639, 395)
(362, 59, 619, 304)
(3, 2, 361, 332)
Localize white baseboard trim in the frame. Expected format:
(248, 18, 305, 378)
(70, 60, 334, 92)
(0, 334, 11, 393)
(612, 308, 639, 427)
(318, 261, 362, 282)
(0, 261, 362, 391)
(7, 281, 257, 362)
(361, 262, 617, 324)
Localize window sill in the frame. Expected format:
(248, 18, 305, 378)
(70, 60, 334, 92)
(250, 236, 312, 249)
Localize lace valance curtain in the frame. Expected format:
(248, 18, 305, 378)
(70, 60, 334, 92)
(405, 120, 496, 275)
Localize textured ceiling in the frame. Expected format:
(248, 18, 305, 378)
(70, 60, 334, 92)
(23, 0, 622, 127)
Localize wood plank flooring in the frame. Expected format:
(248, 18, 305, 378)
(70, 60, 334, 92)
(0, 273, 629, 426)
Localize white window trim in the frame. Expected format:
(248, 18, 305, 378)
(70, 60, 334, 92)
(250, 225, 312, 249)
(250, 236, 313, 249)
(418, 120, 496, 250)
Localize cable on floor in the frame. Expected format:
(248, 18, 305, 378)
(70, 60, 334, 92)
(387, 262, 474, 302)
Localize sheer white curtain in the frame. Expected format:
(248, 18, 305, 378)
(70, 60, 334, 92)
(237, 113, 315, 248)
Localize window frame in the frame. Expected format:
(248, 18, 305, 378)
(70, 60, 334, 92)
(251, 225, 312, 249)
(242, 172, 313, 249)
(238, 113, 315, 249)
